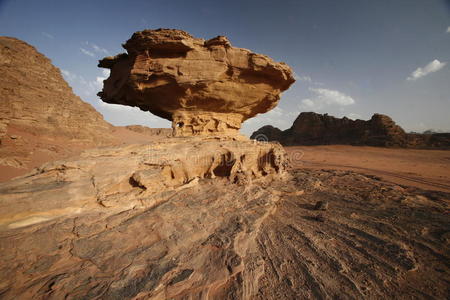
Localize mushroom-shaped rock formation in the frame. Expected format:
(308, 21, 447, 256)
(98, 29, 295, 136)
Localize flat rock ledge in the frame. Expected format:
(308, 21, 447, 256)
(0, 137, 288, 231)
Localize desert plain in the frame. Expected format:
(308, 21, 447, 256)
(287, 145, 450, 193)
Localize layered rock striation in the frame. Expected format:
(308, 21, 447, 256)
(0, 37, 176, 182)
(98, 29, 295, 136)
(0, 37, 115, 145)
(0, 149, 448, 299)
(0, 36, 118, 180)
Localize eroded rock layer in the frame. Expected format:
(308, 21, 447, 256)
(0, 37, 115, 146)
(0, 138, 288, 231)
(0, 36, 117, 180)
(0, 147, 448, 299)
(0, 37, 177, 182)
(98, 29, 295, 136)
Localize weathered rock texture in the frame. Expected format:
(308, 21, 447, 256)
(251, 112, 450, 148)
(0, 37, 116, 145)
(0, 37, 172, 182)
(0, 142, 449, 299)
(98, 29, 295, 136)
(122, 125, 172, 137)
(0, 138, 288, 230)
(0, 36, 116, 178)
(406, 132, 450, 149)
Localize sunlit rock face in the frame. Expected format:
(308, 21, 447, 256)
(98, 29, 295, 136)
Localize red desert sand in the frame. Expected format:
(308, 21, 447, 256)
(287, 145, 450, 193)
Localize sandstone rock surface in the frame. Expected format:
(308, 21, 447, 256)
(122, 125, 172, 137)
(0, 37, 173, 182)
(0, 142, 448, 299)
(251, 112, 450, 148)
(98, 29, 295, 136)
(0, 36, 117, 179)
(0, 37, 116, 145)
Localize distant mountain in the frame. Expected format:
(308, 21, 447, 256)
(251, 112, 450, 148)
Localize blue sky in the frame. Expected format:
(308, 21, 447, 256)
(1, 0, 449, 135)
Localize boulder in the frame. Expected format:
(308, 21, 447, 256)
(98, 29, 295, 136)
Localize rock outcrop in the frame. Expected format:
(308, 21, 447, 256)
(122, 125, 172, 137)
(0, 37, 174, 182)
(0, 37, 116, 145)
(0, 37, 118, 179)
(98, 29, 295, 136)
(0, 144, 448, 299)
(251, 112, 448, 148)
(406, 132, 450, 148)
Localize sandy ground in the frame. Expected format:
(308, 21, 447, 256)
(286, 145, 450, 193)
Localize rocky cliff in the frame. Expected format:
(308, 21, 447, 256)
(0, 37, 171, 181)
(0, 37, 119, 179)
(0, 37, 116, 144)
(251, 112, 450, 148)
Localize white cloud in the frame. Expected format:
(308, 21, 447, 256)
(301, 98, 315, 108)
(41, 32, 54, 39)
(60, 68, 109, 96)
(311, 88, 355, 106)
(243, 106, 291, 130)
(102, 69, 110, 77)
(266, 106, 283, 117)
(84, 41, 109, 55)
(94, 69, 110, 90)
(298, 88, 355, 111)
(294, 72, 312, 83)
(292, 72, 324, 85)
(447, 26, 450, 33)
(346, 113, 361, 120)
(286, 110, 300, 117)
(407, 59, 447, 81)
(97, 99, 134, 111)
(80, 48, 95, 57)
(91, 43, 109, 54)
(61, 69, 77, 81)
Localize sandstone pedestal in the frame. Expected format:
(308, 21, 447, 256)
(98, 29, 295, 136)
